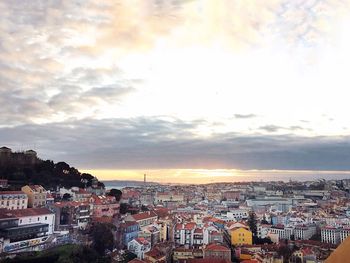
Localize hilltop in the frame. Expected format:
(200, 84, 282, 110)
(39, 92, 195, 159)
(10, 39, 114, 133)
(0, 146, 104, 190)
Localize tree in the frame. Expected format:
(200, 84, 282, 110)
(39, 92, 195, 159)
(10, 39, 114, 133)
(248, 211, 258, 238)
(254, 236, 273, 245)
(141, 205, 149, 211)
(108, 188, 122, 202)
(90, 223, 115, 255)
(310, 232, 321, 241)
(278, 244, 293, 263)
(120, 203, 129, 214)
(62, 193, 72, 201)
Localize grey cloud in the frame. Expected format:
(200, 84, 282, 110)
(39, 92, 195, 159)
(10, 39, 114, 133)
(0, 117, 350, 171)
(233, 114, 257, 119)
(259, 125, 282, 132)
(259, 125, 308, 133)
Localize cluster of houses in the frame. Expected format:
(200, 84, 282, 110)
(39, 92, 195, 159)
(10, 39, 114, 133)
(0, 180, 119, 254)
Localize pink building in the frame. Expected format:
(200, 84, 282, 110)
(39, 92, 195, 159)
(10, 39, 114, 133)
(90, 195, 120, 218)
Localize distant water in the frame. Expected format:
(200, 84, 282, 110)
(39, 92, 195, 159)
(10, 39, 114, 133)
(103, 180, 150, 190)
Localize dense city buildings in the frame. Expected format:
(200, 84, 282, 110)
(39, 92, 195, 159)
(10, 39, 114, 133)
(1, 149, 350, 262)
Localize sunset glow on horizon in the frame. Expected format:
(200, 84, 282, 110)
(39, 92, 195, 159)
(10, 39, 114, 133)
(82, 169, 350, 184)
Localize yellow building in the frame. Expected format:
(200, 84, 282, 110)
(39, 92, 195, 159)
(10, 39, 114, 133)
(21, 185, 47, 208)
(231, 227, 253, 246)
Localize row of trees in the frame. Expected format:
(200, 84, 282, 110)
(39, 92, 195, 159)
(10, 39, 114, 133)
(0, 159, 104, 190)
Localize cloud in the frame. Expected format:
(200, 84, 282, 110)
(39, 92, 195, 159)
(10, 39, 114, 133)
(1, 0, 349, 126)
(0, 117, 350, 171)
(1, 0, 350, 174)
(259, 125, 308, 133)
(259, 125, 283, 132)
(234, 114, 257, 119)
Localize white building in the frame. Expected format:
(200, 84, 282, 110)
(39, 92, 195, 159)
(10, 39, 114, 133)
(268, 225, 293, 240)
(0, 191, 28, 210)
(340, 227, 350, 243)
(174, 222, 196, 246)
(246, 198, 292, 207)
(127, 237, 151, 259)
(294, 225, 316, 240)
(0, 208, 55, 253)
(227, 210, 249, 220)
(257, 224, 271, 239)
(321, 227, 340, 244)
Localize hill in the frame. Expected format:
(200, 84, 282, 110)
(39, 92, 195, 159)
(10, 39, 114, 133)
(0, 146, 103, 190)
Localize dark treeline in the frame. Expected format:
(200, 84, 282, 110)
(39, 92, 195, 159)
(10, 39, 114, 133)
(0, 159, 104, 190)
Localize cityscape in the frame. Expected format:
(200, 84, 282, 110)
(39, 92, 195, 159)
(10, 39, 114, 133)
(0, 147, 350, 262)
(2, 0, 350, 262)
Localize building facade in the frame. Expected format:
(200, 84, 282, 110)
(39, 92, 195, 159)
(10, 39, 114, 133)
(231, 227, 253, 246)
(0, 208, 55, 253)
(0, 191, 28, 210)
(21, 185, 47, 208)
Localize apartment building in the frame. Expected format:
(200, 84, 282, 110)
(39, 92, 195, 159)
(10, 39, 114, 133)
(50, 201, 91, 230)
(21, 185, 47, 208)
(0, 191, 28, 210)
(0, 208, 55, 253)
(321, 226, 340, 244)
(125, 211, 158, 228)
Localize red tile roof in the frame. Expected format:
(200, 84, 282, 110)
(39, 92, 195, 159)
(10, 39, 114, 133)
(145, 247, 164, 259)
(0, 208, 52, 219)
(205, 243, 230, 252)
(92, 217, 113, 224)
(154, 208, 170, 218)
(135, 237, 149, 245)
(184, 222, 196, 230)
(132, 211, 157, 221)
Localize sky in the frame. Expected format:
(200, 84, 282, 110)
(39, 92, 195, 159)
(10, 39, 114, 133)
(1, 0, 350, 183)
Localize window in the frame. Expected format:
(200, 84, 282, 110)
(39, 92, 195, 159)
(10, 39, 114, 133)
(45, 216, 47, 220)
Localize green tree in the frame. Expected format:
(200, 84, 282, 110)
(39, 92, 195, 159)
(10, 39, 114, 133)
(90, 223, 115, 255)
(108, 188, 122, 202)
(120, 203, 129, 214)
(278, 244, 293, 263)
(248, 211, 258, 238)
(141, 205, 149, 211)
(62, 193, 72, 201)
